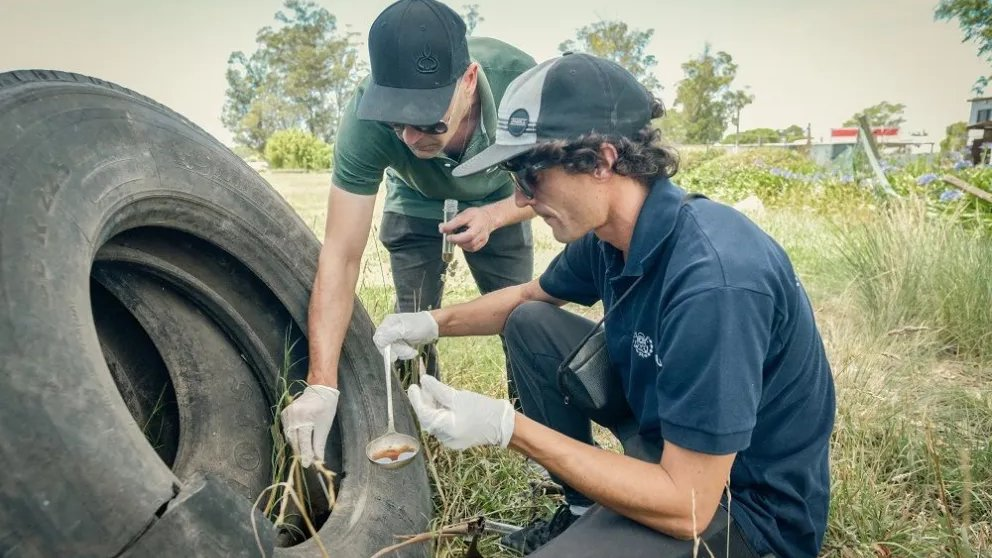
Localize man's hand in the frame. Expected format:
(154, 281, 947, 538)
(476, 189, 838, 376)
(373, 311, 439, 361)
(407, 375, 515, 450)
(439, 206, 495, 253)
(280, 385, 340, 467)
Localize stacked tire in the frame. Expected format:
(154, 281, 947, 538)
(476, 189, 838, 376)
(0, 70, 430, 557)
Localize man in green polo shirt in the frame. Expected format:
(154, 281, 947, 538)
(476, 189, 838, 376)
(279, 0, 537, 467)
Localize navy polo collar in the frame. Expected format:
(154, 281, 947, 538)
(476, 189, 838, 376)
(601, 179, 686, 279)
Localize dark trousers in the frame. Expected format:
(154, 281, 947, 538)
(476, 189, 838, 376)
(504, 301, 764, 558)
(379, 211, 533, 404)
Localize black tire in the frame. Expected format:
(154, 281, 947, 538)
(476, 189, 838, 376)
(0, 70, 431, 557)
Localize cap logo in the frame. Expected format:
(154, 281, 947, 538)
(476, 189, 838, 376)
(507, 108, 530, 137)
(416, 44, 439, 74)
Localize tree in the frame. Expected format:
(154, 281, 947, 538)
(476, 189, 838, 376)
(671, 44, 748, 144)
(723, 128, 779, 145)
(461, 4, 484, 35)
(723, 125, 807, 145)
(223, 0, 366, 152)
(935, 0, 992, 94)
(657, 109, 688, 144)
(940, 121, 968, 153)
(843, 101, 906, 128)
(559, 20, 661, 92)
(780, 124, 807, 142)
(726, 87, 754, 146)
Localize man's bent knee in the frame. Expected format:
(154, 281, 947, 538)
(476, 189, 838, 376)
(504, 300, 558, 340)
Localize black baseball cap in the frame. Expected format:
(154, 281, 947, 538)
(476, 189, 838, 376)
(357, 0, 470, 126)
(453, 53, 652, 177)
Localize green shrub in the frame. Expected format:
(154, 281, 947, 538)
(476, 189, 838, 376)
(885, 163, 992, 232)
(676, 148, 874, 214)
(674, 146, 728, 174)
(265, 129, 332, 171)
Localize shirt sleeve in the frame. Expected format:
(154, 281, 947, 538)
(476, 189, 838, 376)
(655, 287, 775, 455)
(538, 235, 601, 306)
(331, 90, 394, 195)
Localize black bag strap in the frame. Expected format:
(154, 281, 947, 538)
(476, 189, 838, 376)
(556, 192, 706, 403)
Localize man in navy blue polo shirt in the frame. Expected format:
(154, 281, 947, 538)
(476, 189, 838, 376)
(373, 53, 835, 558)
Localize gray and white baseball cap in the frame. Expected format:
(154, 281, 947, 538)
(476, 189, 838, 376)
(452, 52, 653, 177)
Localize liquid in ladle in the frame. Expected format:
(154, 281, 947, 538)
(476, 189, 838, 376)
(372, 445, 417, 464)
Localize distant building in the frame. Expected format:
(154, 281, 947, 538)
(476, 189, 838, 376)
(824, 126, 935, 157)
(967, 97, 992, 165)
(967, 96, 992, 126)
(828, 127, 900, 141)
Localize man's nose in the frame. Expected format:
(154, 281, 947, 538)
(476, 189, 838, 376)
(401, 126, 426, 145)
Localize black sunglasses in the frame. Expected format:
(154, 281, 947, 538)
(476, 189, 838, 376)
(499, 161, 546, 199)
(388, 120, 449, 136)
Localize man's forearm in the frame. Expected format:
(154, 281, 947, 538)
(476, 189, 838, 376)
(431, 279, 555, 337)
(508, 414, 724, 540)
(486, 195, 535, 228)
(306, 248, 362, 387)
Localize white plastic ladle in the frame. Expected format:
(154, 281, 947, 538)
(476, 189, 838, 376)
(365, 345, 421, 470)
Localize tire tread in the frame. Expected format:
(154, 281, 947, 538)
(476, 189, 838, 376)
(0, 69, 210, 140)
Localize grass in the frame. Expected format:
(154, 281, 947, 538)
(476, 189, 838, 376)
(252, 329, 337, 556)
(834, 197, 992, 361)
(265, 169, 991, 557)
(140, 384, 172, 453)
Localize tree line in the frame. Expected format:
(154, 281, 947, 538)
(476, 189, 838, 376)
(225, 1, 988, 166)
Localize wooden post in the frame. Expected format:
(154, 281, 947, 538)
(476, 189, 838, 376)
(984, 129, 992, 165)
(942, 175, 992, 204)
(857, 115, 897, 197)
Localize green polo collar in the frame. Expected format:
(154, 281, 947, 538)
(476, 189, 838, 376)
(455, 64, 497, 163)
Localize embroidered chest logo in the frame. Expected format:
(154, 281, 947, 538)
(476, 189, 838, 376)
(416, 44, 439, 74)
(632, 332, 654, 358)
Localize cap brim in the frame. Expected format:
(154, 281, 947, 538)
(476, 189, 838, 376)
(452, 143, 536, 177)
(357, 80, 457, 125)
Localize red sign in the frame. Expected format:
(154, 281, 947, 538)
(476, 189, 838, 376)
(830, 127, 899, 138)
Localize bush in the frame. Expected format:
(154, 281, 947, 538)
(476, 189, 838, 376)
(884, 162, 992, 233)
(676, 148, 874, 214)
(674, 146, 728, 174)
(265, 129, 332, 171)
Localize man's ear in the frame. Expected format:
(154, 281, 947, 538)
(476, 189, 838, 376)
(594, 143, 619, 179)
(462, 62, 480, 96)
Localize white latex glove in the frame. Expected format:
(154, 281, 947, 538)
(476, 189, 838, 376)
(407, 375, 515, 450)
(373, 311, 439, 361)
(280, 385, 340, 467)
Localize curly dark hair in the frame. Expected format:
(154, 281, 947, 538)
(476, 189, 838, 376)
(502, 98, 678, 186)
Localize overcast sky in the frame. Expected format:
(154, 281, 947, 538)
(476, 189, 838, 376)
(2, 0, 987, 146)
